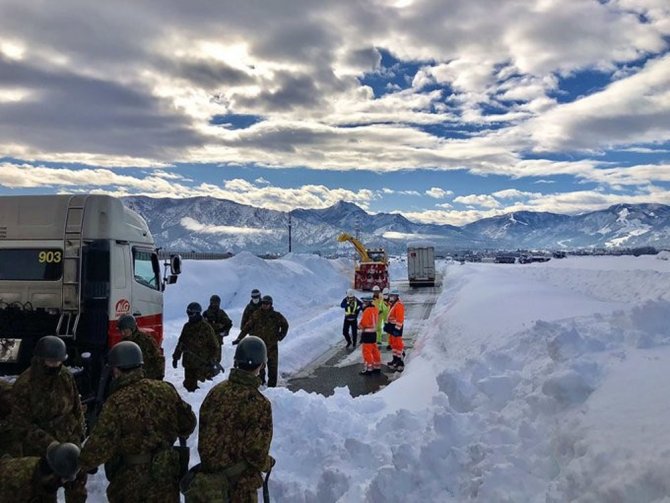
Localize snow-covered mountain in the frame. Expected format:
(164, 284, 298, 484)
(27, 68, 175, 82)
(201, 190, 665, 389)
(123, 197, 670, 253)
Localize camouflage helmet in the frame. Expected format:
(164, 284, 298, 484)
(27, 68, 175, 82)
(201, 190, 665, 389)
(116, 314, 137, 332)
(209, 294, 221, 305)
(261, 295, 273, 305)
(34, 336, 67, 362)
(46, 441, 81, 481)
(250, 288, 261, 299)
(234, 336, 267, 370)
(108, 340, 144, 369)
(186, 302, 202, 316)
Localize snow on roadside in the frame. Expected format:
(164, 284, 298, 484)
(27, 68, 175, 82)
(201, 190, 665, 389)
(80, 254, 670, 502)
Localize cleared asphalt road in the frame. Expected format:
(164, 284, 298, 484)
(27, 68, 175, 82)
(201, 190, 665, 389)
(286, 279, 441, 397)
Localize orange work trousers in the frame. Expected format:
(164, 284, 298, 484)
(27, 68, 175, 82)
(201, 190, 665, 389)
(362, 342, 381, 370)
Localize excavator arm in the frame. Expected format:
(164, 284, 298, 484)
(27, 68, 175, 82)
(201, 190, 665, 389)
(337, 232, 371, 262)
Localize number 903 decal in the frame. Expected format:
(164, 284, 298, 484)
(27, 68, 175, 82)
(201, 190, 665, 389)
(38, 250, 62, 263)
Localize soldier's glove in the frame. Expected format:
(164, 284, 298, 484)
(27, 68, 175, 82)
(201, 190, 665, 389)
(232, 339, 240, 345)
(172, 358, 178, 369)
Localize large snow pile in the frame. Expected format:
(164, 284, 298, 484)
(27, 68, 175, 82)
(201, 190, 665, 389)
(82, 254, 670, 502)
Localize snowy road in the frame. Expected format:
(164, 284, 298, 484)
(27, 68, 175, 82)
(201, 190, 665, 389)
(286, 276, 442, 396)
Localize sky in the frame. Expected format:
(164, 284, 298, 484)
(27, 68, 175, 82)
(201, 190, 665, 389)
(76, 251, 670, 502)
(1, 0, 670, 226)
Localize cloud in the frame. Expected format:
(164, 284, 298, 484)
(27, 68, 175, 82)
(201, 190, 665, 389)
(426, 187, 453, 199)
(180, 217, 276, 235)
(453, 194, 502, 209)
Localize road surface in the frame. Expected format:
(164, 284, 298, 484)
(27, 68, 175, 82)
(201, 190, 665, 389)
(286, 279, 441, 397)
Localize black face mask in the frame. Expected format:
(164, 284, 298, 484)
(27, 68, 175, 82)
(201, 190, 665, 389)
(43, 365, 61, 375)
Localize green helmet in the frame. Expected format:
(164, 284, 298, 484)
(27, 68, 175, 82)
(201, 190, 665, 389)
(46, 441, 80, 481)
(117, 314, 137, 331)
(209, 294, 221, 305)
(34, 336, 67, 362)
(234, 336, 267, 371)
(108, 341, 143, 369)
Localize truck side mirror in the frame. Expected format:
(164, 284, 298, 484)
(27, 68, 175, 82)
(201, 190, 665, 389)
(170, 255, 182, 275)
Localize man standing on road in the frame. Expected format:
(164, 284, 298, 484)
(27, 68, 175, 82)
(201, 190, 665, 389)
(117, 314, 165, 380)
(234, 295, 288, 387)
(172, 302, 219, 392)
(80, 341, 196, 502)
(386, 289, 406, 372)
(11, 335, 87, 503)
(372, 286, 389, 347)
(340, 289, 362, 349)
(191, 336, 274, 502)
(240, 289, 263, 332)
(203, 294, 233, 367)
(358, 296, 380, 375)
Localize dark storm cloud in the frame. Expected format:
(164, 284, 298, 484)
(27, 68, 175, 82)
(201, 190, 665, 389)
(0, 56, 202, 157)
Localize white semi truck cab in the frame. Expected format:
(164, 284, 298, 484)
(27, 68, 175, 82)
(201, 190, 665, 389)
(0, 194, 180, 410)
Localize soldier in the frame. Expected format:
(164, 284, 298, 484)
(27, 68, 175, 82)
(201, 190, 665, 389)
(11, 335, 87, 503)
(80, 341, 197, 503)
(240, 288, 262, 332)
(192, 336, 274, 502)
(234, 295, 288, 388)
(117, 314, 165, 380)
(0, 441, 81, 503)
(172, 302, 219, 392)
(203, 294, 233, 364)
(0, 378, 19, 456)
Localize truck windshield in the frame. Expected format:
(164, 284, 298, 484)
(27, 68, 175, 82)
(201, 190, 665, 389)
(0, 248, 63, 280)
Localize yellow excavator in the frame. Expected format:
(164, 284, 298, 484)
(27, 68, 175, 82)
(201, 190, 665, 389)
(337, 232, 389, 291)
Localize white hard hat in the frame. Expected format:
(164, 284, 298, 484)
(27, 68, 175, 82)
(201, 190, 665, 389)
(372, 285, 381, 292)
(382, 287, 389, 295)
(347, 289, 354, 297)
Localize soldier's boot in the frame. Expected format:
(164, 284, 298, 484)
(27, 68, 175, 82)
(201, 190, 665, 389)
(395, 359, 405, 372)
(359, 368, 373, 376)
(386, 356, 399, 368)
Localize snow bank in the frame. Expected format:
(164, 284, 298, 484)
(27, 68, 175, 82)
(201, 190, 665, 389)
(79, 254, 670, 502)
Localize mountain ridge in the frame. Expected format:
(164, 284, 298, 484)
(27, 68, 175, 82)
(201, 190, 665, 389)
(122, 196, 670, 254)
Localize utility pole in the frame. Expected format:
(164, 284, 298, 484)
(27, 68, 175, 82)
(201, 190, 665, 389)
(288, 210, 292, 253)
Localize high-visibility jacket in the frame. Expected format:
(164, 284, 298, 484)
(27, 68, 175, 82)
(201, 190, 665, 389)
(358, 306, 378, 333)
(388, 300, 405, 327)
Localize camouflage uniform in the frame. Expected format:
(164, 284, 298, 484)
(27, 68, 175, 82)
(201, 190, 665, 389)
(172, 318, 218, 391)
(240, 300, 262, 334)
(80, 368, 197, 503)
(0, 378, 20, 456)
(0, 456, 58, 503)
(198, 368, 273, 503)
(203, 306, 233, 363)
(125, 328, 165, 380)
(11, 358, 86, 503)
(238, 308, 288, 387)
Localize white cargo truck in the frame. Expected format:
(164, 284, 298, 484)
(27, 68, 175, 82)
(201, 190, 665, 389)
(407, 242, 436, 287)
(0, 194, 180, 413)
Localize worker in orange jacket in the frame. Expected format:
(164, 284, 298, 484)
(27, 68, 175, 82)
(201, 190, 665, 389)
(385, 289, 405, 371)
(357, 296, 380, 375)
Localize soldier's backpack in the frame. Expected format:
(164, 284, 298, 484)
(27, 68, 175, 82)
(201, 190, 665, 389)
(180, 461, 248, 503)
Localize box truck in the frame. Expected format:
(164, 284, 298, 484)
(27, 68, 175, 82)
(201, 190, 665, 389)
(0, 194, 180, 414)
(407, 243, 435, 287)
